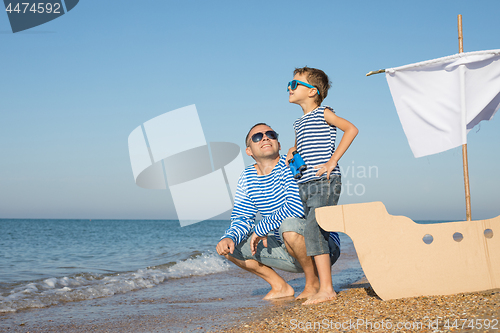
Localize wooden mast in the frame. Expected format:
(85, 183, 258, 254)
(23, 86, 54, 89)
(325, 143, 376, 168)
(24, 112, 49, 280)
(458, 14, 472, 221)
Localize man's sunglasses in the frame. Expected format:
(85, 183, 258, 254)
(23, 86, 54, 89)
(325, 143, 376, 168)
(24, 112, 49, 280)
(287, 80, 320, 95)
(251, 130, 279, 143)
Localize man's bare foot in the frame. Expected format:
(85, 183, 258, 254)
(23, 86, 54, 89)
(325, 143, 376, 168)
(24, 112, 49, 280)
(295, 286, 319, 299)
(263, 283, 295, 300)
(302, 290, 337, 305)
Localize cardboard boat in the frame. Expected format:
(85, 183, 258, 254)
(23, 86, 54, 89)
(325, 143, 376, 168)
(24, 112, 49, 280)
(316, 202, 499, 300)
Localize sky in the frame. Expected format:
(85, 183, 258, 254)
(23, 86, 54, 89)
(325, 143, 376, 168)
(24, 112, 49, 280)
(1, 0, 499, 221)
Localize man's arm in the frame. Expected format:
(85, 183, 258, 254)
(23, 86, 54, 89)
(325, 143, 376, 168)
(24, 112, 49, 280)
(286, 137, 297, 166)
(219, 174, 258, 246)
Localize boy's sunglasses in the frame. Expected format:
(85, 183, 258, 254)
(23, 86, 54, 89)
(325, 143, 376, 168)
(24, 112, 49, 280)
(287, 80, 320, 95)
(251, 130, 279, 143)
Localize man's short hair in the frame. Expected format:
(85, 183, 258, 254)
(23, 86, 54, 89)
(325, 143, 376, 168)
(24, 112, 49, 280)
(294, 66, 331, 105)
(245, 122, 270, 147)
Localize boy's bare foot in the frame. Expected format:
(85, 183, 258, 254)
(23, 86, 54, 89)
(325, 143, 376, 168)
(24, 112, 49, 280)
(263, 283, 295, 300)
(295, 286, 319, 299)
(302, 290, 337, 305)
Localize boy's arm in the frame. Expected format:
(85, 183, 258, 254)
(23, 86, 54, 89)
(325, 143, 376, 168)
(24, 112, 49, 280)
(315, 109, 359, 179)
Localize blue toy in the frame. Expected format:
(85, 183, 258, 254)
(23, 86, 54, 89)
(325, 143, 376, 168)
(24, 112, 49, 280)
(288, 151, 307, 179)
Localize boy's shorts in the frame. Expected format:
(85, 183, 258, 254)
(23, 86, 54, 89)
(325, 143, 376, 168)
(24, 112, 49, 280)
(228, 217, 340, 273)
(299, 175, 342, 257)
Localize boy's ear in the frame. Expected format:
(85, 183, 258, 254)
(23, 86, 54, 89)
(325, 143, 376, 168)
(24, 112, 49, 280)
(309, 88, 318, 97)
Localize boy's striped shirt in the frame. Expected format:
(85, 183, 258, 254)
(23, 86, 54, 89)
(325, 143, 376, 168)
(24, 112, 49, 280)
(293, 106, 341, 184)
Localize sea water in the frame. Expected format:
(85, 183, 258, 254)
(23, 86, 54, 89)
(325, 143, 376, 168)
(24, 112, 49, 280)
(0, 218, 365, 314)
(0, 219, 233, 313)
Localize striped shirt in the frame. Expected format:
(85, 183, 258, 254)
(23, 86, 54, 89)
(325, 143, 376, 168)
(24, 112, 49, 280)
(293, 106, 341, 184)
(222, 155, 305, 245)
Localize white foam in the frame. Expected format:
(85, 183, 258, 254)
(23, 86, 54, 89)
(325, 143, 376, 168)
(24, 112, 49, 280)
(43, 278, 57, 288)
(0, 252, 231, 313)
(167, 252, 232, 278)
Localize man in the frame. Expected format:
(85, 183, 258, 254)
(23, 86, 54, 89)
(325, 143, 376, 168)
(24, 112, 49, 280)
(216, 123, 340, 301)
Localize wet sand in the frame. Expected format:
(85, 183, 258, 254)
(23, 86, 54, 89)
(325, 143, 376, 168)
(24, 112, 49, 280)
(0, 268, 274, 332)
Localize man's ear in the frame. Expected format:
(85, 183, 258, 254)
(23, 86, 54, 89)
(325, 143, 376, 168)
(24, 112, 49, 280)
(246, 146, 253, 157)
(278, 142, 281, 151)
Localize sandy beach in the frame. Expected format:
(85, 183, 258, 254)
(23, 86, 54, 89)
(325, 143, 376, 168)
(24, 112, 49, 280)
(222, 279, 500, 333)
(2, 273, 498, 333)
(2, 222, 497, 333)
(2, 228, 498, 333)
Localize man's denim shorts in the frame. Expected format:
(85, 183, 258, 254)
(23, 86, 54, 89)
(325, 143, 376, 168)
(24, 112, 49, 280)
(229, 217, 340, 273)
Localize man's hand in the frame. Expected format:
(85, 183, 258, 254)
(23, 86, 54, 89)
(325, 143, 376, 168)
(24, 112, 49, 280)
(285, 147, 296, 166)
(250, 233, 268, 255)
(216, 238, 235, 256)
(314, 159, 338, 179)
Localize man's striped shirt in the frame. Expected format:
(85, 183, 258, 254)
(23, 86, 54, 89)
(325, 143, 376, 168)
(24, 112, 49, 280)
(222, 155, 305, 245)
(293, 106, 341, 184)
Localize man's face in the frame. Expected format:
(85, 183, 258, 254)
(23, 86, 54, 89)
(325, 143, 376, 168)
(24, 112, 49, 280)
(246, 125, 280, 160)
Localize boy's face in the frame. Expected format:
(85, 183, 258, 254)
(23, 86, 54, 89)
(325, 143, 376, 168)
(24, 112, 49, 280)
(288, 73, 316, 104)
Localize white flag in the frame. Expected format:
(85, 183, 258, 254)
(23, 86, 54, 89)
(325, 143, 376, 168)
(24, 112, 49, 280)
(385, 50, 500, 158)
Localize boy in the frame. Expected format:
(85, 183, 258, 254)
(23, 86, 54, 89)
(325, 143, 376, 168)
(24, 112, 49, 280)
(287, 66, 358, 305)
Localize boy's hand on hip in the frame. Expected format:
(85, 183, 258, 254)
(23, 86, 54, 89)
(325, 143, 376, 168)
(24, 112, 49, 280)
(250, 233, 268, 255)
(315, 160, 338, 179)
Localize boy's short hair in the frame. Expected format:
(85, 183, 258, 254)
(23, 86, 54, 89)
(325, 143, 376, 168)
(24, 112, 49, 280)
(245, 122, 270, 147)
(294, 67, 331, 105)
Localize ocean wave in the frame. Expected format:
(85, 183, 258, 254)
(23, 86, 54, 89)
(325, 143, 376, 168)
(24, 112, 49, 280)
(0, 252, 231, 313)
